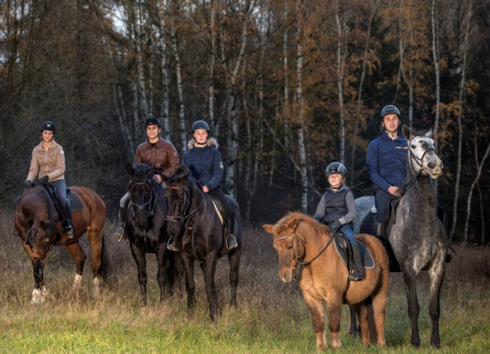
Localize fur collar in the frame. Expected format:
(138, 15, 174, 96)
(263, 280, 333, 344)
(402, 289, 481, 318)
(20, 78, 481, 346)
(188, 137, 218, 150)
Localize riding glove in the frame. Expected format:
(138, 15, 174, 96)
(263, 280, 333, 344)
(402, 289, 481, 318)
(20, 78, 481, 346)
(331, 221, 341, 232)
(25, 180, 32, 188)
(38, 176, 49, 184)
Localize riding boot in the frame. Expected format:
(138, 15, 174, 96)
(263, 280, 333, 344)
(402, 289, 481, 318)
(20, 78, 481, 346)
(225, 218, 238, 250)
(62, 204, 74, 238)
(113, 206, 128, 241)
(349, 243, 364, 281)
(167, 237, 179, 251)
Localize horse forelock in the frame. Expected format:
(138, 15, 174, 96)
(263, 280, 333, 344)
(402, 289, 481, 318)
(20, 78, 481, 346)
(274, 212, 330, 238)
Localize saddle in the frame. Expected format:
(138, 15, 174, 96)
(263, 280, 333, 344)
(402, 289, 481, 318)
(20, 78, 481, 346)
(45, 185, 83, 216)
(333, 232, 375, 271)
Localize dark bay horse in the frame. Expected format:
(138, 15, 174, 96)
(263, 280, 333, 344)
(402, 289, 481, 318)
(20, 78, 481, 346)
(354, 125, 447, 347)
(14, 180, 108, 304)
(163, 166, 242, 321)
(264, 212, 389, 349)
(125, 163, 181, 305)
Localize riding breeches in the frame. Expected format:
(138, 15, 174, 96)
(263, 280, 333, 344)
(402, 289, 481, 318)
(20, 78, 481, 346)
(208, 187, 234, 221)
(374, 187, 396, 224)
(50, 180, 68, 208)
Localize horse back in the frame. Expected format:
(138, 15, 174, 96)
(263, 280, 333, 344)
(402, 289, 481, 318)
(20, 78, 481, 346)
(64, 186, 106, 234)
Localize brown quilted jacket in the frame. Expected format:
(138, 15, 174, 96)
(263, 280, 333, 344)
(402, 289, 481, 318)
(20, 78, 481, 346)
(134, 137, 179, 177)
(26, 140, 65, 182)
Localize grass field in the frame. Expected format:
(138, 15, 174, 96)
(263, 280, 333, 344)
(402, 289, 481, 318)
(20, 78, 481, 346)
(1, 210, 489, 353)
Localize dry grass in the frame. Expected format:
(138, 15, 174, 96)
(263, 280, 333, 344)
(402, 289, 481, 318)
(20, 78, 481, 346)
(1, 210, 490, 353)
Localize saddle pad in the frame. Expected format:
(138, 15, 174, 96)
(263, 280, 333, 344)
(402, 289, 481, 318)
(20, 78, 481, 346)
(208, 198, 223, 225)
(67, 190, 84, 212)
(359, 211, 377, 236)
(333, 235, 375, 269)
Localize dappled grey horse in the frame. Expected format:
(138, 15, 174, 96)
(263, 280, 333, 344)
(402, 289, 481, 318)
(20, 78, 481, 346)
(354, 125, 447, 347)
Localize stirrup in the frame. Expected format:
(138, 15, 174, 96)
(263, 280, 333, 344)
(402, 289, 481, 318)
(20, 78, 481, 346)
(226, 234, 238, 250)
(113, 227, 126, 242)
(167, 238, 179, 251)
(65, 228, 74, 239)
(348, 269, 364, 281)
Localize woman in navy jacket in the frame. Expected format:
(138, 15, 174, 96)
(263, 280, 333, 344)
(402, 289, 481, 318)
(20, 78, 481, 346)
(183, 120, 238, 249)
(366, 105, 408, 238)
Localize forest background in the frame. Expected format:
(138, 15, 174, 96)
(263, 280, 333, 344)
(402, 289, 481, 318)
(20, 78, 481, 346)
(1, 0, 489, 245)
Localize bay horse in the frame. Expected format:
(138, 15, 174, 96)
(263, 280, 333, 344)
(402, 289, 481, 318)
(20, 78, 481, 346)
(163, 166, 242, 321)
(263, 212, 389, 349)
(14, 179, 109, 304)
(125, 163, 181, 305)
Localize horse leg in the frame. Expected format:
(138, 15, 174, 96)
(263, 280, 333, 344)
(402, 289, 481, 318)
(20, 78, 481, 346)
(66, 242, 87, 294)
(202, 252, 219, 321)
(348, 305, 360, 339)
(370, 290, 387, 346)
(129, 243, 148, 305)
(227, 249, 241, 308)
(156, 246, 171, 302)
(402, 270, 421, 347)
(180, 253, 196, 314)
(303, 294, 327, 349)
(428, 261, 446, 348)
(352, 301, 372, 346)
(87, 229, 105, 297)
(23, 243, 50, 304)
(325, 295, 343, 348)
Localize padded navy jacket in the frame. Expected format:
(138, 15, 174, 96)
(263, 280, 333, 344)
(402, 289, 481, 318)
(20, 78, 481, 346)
(366, 131, 408, 191)
(183, 138, 223, 191)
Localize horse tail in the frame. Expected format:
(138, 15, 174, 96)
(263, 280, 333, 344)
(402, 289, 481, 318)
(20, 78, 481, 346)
(365, 295, 378, 343)
(99, 234, 115, 285)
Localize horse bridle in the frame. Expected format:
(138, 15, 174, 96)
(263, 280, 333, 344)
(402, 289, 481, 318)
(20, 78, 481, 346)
(165, 185, 204, 226)
(128, 180, 158, 221)
(408, 136, 443, 172)
(274, 221, 337, 277)
(26, 226, 51, 256)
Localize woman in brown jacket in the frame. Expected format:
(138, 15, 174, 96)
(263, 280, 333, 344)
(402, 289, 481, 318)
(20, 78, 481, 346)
(26, 121, 74, 237)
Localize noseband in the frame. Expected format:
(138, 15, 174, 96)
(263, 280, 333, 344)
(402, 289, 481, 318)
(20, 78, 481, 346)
(165, 185, 203, 225)
(408, 137, 443, 172)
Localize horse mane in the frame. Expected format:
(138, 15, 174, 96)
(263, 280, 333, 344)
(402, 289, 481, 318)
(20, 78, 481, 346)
(275, 211, 331, 237)
(168, 165, 203, 195)
(30, 182, 58, 230)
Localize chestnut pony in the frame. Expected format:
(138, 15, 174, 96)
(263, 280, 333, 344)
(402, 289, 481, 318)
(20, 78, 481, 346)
(264, 212, 389, 349)
(14, 180, 109, 304)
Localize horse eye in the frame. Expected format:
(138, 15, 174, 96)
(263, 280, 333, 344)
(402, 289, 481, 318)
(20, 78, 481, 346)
(411, 144, 416, 149)
(287, 244, 293, 250)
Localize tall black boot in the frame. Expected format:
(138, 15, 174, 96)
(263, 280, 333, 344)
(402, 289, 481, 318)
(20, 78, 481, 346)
(349, 243, 364, 281)
(225, 218, 238, 249)
(113, 206, 127, 241)
(62, 204, 74, 238)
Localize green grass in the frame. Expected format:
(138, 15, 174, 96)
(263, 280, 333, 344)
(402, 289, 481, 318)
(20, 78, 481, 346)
(1, 213, 489, 353)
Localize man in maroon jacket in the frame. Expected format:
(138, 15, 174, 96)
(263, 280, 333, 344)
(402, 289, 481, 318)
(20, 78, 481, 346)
(114, 117, 179, 240)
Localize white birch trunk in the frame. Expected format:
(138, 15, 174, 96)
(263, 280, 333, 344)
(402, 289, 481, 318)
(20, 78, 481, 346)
(335, 0, 346, 164)
(296, 0, 308, 212)
(160, 42, 171, 140)
(463, 141, 490, 244)
(170, 17, 187, 152)
(450, 0, 472, 241)
(135, 2, 148, 117)
(283, 3, 290, 153)
(208, 0, 216, 128)
(431, 0, 441, 148)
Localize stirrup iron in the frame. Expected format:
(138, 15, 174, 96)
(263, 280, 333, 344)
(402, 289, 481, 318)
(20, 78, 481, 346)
(226, 234, 238, 250)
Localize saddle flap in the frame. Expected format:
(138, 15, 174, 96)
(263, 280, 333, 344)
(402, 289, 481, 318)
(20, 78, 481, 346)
(208, 195, 224, 225)
(333, 233, 375, 269)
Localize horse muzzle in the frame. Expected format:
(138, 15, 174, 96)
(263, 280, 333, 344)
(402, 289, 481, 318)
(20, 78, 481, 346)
(279, 268, 294, 283)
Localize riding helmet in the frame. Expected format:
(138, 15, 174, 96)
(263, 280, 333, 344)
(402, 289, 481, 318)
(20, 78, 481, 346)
(191, 120, 210, 133)
(144, 116, 162, 129)
(40, 121, 56, 133)
(380, 105, 401, 119)
(326, 162, 347, 176)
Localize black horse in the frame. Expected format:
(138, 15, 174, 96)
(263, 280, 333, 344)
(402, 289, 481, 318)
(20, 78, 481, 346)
(125, 163, 181, 305)
(163, 166, 242, 321)
(353, 125, 447, 347)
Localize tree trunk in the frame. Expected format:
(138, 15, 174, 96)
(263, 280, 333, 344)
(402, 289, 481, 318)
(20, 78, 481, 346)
(135, 2, 148, 117)
(431, 0, 441, 195)
(170, 16, 186, 152)
(208, 0, 216, 129)
(450, 0, 472, 241)
(463, 140, 490, 244)
(335, 0, 347, 164)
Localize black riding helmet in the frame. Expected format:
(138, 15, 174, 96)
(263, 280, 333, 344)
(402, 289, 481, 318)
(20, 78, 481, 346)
(144, 116, 162, 129)
(326, 162, 347, 176)
(380, 105, 401, 119)
(40, 121, 56, 134)
(191, 120, 210, 134)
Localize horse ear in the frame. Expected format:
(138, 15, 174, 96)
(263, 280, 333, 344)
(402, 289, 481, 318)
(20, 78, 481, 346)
(176, 168, 191, 184)
(263, 224, 274, 234)
(286, 218, 298, 231)
(39, 220, 47, 229)
(402, 124, 412, 140)
(424, 129, 433, 138)
(127, 163, 135, 176)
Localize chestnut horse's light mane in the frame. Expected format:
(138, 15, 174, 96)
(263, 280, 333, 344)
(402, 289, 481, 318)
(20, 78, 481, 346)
(275, 211, 331, 237)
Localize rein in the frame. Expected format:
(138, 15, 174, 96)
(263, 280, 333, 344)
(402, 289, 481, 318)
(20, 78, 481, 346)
(128, 179, 158, 221)
(26, 226, 51, 255)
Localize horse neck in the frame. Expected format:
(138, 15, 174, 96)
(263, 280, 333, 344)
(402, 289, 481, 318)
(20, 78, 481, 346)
(31, 186, 57, 223)
(187, 178, 207, 208)
(298, 224, 334, 260)
(404, 164, 438, 209)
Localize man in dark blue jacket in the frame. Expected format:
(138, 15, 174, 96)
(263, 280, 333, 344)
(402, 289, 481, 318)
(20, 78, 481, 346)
(366, 105, 408, 237)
